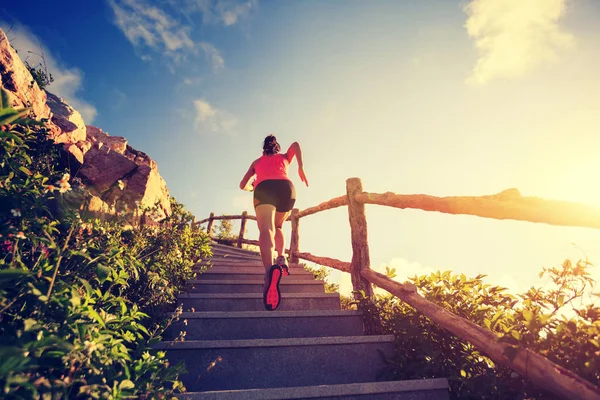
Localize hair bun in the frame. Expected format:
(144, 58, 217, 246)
(263, 134, 281, 155)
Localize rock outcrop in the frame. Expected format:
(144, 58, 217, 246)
(0, 28, 171, 220)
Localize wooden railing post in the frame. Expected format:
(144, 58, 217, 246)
(346, 178, 373, 300)
(289, 208, 300, 263)
(237, 211, 248, 248)
(206, 212, 215, 237)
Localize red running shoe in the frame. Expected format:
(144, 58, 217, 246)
(263, 265, 283, 311)
(275, 255, 290, 277)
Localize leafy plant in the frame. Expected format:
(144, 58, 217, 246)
(0, 94, 212, 398)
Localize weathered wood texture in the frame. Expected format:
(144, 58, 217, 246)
(198, 214, 257, 224)
(289, 208, 300, 263)
(206, 212, 215, 236)
(293, 252, 351, 273)
(346, 178, 373, 299)
(355, 190, 600, 230)
(237, 211, 248, 248)
(361, 268, 600, 400)
(298, 195, 348, 218)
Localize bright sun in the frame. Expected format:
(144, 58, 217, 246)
(546, 160, 600, 208)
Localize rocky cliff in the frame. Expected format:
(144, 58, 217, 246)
(0, 28, 171, 220)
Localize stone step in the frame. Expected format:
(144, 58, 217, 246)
(199, 260, 303, 268)
(195, 267, 315, 280)
(209, 252, 261, 259)
(155, 335, 395, 392)
(177, 379, 450, 399)
(185, 279, 325, 294)
(164, 310, 364, 340)
(177, 292, 341, 312)
(210, 244, 261, 257)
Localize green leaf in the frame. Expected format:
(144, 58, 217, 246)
(87, 308, 105, 328)
(0, 88, 8, 109)
(460, 369, 467, 378)
(0, 130, 23, 144)
(0, 108, 29, 126)
(23, 319, 37, 332)
(522, 309, 534, 322)
(96, 264, 112, 283)
(119, 379, 135, 390)
(0, 269, 30, 280)
(18, 166, 32, 176)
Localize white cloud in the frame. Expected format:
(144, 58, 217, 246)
(1, 22, 98, 123)
(107, 0, 224, 71)
(464, 0, 575, 86)
(193, 98, 238, 134)
(183, 0, 256, 26)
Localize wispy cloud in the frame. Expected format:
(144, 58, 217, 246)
(107, 0, 226, 71)
(194, 0, 257, 26)
(193, 98, 238, 134)
(1, 22, 98, 123)
(464, 0, 575, 86)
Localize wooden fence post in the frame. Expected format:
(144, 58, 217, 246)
(346, 178, 373, 300)
(238, 211, 248, 248)
(289, 208, 300, 263)
(206, 212, 215, 237)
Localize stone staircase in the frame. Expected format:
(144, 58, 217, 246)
(155, 243, 450, 399)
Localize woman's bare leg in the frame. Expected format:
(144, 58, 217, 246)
(254, 203, 276, 270)
(274, 210, 291, 258)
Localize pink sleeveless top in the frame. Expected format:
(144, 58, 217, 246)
(253, 154, 291, 187)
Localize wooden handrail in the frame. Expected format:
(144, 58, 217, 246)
(293, 251, 351, 273)
(197, 214, 257, 224)
(297, 195, 348, 218)
(355, 190, 600, 230)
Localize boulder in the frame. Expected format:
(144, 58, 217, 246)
(46, 91, 86, 143)
(0, 29, 51, 120)
(0, 28, 172, 221)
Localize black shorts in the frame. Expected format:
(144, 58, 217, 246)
(254, 179, 296, 212)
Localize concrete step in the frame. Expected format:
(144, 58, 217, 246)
(210, 242, 258, 254)
(185, 279, 325, 294)
(177, 379, 450, 399)
(177, 292, 341, 311)
(199, 260, 303, 268)
(164, 310, 364, 340)
(194, 267, 315, 280)
(155, 335, 395, 392)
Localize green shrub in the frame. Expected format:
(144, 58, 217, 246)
(0, 89, 211, 398)
(370, 262, 600, 399)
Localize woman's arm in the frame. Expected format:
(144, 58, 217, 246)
(239, 160, 257, 190)
(285, 142, 304, 168)
(285, 142, 308, 187)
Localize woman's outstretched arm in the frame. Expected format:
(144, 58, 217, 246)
(285, 142, 308, 187)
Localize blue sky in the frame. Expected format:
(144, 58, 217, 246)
(2, 0, 600, 297)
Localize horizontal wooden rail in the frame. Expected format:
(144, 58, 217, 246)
(361, 268, 600, 400)
(197, 214, 257, 224)
(293, 251, 351, 273)
(298, 195, 348, 218)
(356, 190, 600, 230)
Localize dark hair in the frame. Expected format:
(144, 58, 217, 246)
(262, 134, 281, 155)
